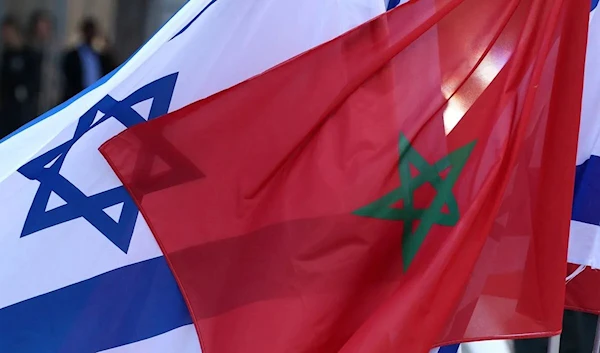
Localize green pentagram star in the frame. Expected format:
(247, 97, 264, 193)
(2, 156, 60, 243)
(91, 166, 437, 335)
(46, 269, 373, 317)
(354, 134, 475, 271)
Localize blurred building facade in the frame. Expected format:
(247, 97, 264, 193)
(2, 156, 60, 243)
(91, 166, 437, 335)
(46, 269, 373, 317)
(0, 0, 186, 61)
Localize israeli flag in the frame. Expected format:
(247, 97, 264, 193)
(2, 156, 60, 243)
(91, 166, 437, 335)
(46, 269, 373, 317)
(0, 0, 385, 352)
(568, 0, 600, 268)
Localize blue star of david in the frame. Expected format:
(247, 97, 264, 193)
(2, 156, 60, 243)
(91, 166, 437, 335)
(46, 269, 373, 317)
(18, 73, 179, 253)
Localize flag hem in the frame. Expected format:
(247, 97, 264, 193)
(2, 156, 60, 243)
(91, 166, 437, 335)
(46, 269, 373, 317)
(99, 135, 207, 353)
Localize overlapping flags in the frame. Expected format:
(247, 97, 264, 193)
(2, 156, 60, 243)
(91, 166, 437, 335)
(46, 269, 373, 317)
(0, 0, 386, 352)
(0, 0, 597, 352)
(100, 0, 588, 352)
(565, 0, 600, 315)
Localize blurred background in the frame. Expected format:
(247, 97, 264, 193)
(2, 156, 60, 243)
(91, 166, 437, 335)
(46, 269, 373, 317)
(0, 0, 185, 138)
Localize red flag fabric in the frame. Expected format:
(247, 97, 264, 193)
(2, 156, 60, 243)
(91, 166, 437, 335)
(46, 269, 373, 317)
(566, 266, 600, 315)
(100, 0, 588, 352)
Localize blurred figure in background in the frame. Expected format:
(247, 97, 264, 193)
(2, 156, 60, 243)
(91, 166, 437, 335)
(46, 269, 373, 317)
(0, 16, 40, 139)
(28, 10, 60, 115)
(62, 17, 116, 102)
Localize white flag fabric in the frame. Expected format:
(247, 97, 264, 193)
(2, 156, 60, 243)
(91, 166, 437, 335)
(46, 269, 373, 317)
(568, 0, 600, 268)
(0, 0, 385, 352)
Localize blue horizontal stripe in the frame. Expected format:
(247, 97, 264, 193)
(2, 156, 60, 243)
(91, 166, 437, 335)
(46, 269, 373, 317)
(0, 257, 192, 353)
(572, 155, 600, 225)
(171, 0, 219, 40)
(593, 0, 599, 12)
(439, 344, 460, 353)
(387, 0, 402, 10)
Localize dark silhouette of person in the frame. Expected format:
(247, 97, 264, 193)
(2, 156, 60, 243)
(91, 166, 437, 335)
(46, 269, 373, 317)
(0, 16, 40, 138)
(28, 10, 60, 115)
(62, 17, 116, 102)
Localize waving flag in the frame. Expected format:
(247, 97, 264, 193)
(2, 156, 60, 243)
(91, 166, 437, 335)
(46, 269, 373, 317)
(387, 6, 454, 353)
(384, 3, 453, 353)
(565, 0, 600, 315)
(0, 1, 385, 352)
(101, 0, 588, 352)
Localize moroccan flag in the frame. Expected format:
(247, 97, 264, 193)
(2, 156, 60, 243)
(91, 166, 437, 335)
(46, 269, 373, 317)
(101, 0, 588, 352)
